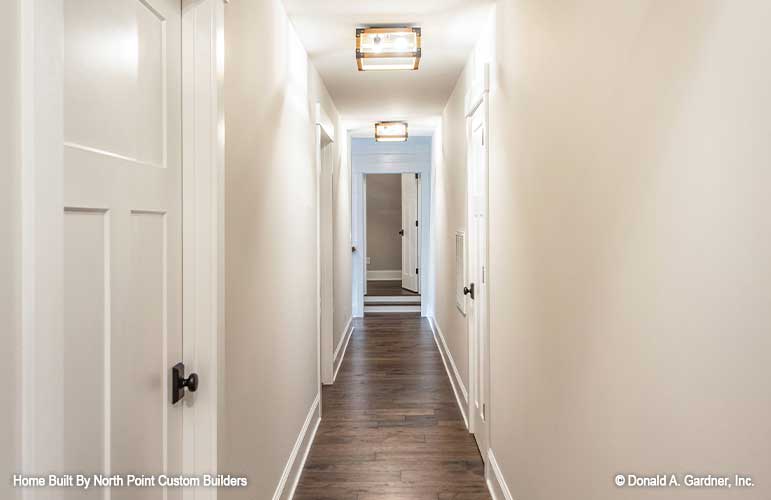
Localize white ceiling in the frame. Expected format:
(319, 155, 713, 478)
(282, 0, 495, 134)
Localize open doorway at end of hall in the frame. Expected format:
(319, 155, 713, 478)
(351, 136, 432, 317)
(364, 173, 421, 314)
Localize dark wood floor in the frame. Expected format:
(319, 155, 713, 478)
(366, 280, 420, 297)
(295, 314, 490, 500)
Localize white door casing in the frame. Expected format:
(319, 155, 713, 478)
(316, 104, 335, 385)
(465, 64, 490, 461)
(63, 0, 183, 497)
(401, 173, 420, 293)
(181, 1, 225, 498)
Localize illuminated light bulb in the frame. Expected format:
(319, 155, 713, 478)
(356, 27, 421, 71)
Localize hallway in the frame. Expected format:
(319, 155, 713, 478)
(7, 1, 771, 499)
(295, 315, 489, 500)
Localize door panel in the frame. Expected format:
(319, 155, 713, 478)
(401, 173, 419, 292)
(63, 209, 109, 500)
(62, 0, 182, 497)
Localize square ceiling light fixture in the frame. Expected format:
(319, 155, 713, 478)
(356, 27, 421, 71)
(375, 121, 408, 142)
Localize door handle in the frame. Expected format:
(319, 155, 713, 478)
(399, 229, 404, 236)
(463, 283, 475, 300)
(171, 362, 199, 404)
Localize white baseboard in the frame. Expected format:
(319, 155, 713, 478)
(332, 318, 354, 383)
(272, 392, 321, 500)
(486, 448, 514, 500)
(427, 316, 469, 428)
(367, 269, 401, 280)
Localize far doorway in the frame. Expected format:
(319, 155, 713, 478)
(364, 173, 421, 314)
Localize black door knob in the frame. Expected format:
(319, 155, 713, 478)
(171, 363, 199, 404)
(182, 372, 199, 392)
(463, 283, 475, 300)
(399, 229, 405, 236)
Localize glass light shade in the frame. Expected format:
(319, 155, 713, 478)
(356, 27, 421, 71)
(375, 122, 408, 142)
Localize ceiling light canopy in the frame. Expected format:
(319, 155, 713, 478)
(356, 27, 421, 71)
(375, 121, 408, 142)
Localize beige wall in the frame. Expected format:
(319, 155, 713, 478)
(366, 174, 402, 272)
(442, 1, 771, 498)
(433, 73, 472, 391)
(0, 1, 21, 498)
(223, 0, 343, 497)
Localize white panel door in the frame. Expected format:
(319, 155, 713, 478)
(62, 0, 182, 498)
(467, 106, 490, 460)
(401, 173, 419, 293)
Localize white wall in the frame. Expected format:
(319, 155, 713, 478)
(222, 0, 343, 497)
(0, 1, 21, 498)
(438, 1, 771, 498)
(432, 74, 471, 391)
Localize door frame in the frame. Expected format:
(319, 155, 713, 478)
(465, 63, 491, 456)
(18, 1, 225, 497)
(315, 103, 335, 387)
(351, 137, 433, 317)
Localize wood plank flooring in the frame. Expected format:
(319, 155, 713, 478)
(295, 314, 490, 500)
(366, 280, 420, 297)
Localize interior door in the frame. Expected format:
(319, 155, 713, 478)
(468, 106, 490, 460)
(401, 173, 420, 292)
(62, 0, 183, 498)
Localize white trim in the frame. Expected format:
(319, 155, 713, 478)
(364, 305, 421, 313)
(486, 449, 514, 500)
(428, 317, 468, 428)
(315, 102, 335, 144)
(272, 393, 321, 500)
(331, 318, 354, 383)
(63, 141, 163, 169)
(465, 63, 490, 117)
(181, 2, 225, 499)
(316, 101, 336, 390)
(364, 295, 420, 304)
(21, 0, 65, 483)
(367, 269, 401, 280)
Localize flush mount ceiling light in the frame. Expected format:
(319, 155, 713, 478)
(356, 27, 421, 71)
(375, 121, 408, 142)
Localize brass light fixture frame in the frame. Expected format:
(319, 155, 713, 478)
(356, 27, 422, 71)
(374, 121, 409, 142)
